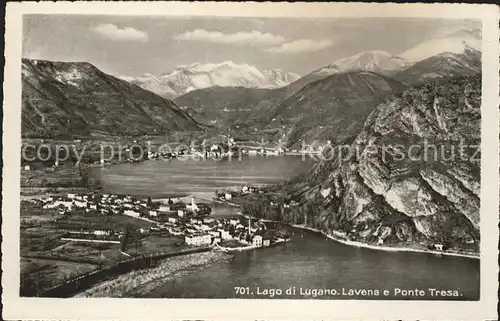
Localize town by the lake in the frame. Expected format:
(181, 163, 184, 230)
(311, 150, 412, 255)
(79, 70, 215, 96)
(16, 13, 485, 302)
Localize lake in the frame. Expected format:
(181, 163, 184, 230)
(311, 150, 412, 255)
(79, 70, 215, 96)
(145, 227, 479, 300)
(90, 154, 316, 198)
(90, 155, 480, 300)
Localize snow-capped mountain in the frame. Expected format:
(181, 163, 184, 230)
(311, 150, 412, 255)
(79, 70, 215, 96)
(399, 28, 481, 62)
(305, 50, 409, 81)
(332, 50, 409, 73)
(394, 46, 481, 85)
(122, 61, 300, 99)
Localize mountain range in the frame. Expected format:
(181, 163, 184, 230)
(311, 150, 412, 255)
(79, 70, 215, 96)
(120, 62, 300, 99)
(265, 71, 407, 148)
(306, 50, 409, 78)
(22, 59, 202, 138)
(21, 26, 481, 142)
(393, 46, 481, 85)
(285, 28, 480, 89)
(175, 47, 480, 144)
(19, 25, 483, 255)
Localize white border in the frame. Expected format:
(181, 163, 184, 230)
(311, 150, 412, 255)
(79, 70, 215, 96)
(3, 2, 499, 320)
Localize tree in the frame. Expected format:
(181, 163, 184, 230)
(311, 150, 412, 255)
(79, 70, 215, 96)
(120, 226, 130, 252)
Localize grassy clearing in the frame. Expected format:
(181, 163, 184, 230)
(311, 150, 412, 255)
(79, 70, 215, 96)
(20, 226, 67, 255)
(21, 201, 60, 225)
(125, 235, 185, 256)
(56, 212, 156, 230)
(46, 242, 125, 266)
(20, 204, 159, 295)
(21, 257, 98, 296)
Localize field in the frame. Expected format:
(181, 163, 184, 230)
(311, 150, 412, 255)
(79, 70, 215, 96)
(20, 202, 60, 225)
(20, 200, 175, 295)
(55, 212, 156, 231)
(125, 235, 185, 256)
(21, 257, 98, 296)
(44, 242, 126, 266)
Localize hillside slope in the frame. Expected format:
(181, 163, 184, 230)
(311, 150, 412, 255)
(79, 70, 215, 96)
(174, 86, 288, 128)
(295, 75, 481, 251)
(286, 51, 408, 94)
(267, 71, 406, 147)
(22, 59, 202, 138)
(393, 47, 481, 85)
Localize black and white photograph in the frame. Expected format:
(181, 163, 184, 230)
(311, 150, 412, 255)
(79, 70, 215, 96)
(2, 2, 499, 320)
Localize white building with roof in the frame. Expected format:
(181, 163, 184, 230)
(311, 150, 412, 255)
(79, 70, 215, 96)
(124, 209, 140, 218)
(185, 234, 212, 246)
(252, 235, 263, 247)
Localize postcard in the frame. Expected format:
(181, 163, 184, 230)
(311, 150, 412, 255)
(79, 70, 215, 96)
(2, 2, 499, 320)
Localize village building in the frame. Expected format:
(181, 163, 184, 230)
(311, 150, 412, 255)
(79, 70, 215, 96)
(159, 205, 170, 212)
(218, 229, 232, 240)
(87, 202, 97, 210)
(74, 200, 87, 208)
(43, 200, 73, 211)
(94, 230, 111, 236)
(252, 235, 263, 247)
(200, 224, 211, 231)
(209, 231, 221, 237)
(185, 233, 212, 246)
(124, 209, 141, 218)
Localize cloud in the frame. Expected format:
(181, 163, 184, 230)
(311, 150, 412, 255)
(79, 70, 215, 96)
(172, 29, 285, 46)
(93, 24, 148, 42)
(264, 39, 334, 54)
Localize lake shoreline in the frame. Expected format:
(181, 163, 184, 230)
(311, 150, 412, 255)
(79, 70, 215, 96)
(291, 224, 480, 260)
(216, 192, 480, 261)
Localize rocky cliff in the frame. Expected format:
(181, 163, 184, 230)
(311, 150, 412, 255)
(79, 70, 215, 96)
(292, 75, 480, 251)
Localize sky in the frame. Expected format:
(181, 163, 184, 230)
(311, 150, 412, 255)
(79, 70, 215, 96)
(22, 15, 480, 77)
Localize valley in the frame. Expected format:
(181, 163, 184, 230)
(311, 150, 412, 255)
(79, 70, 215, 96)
(19, 17, 483, 300)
